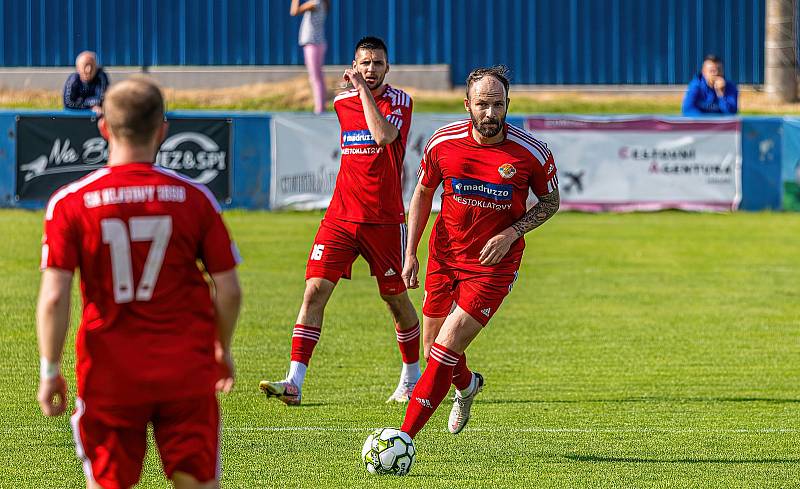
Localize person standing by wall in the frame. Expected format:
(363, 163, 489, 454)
(291, 0, 329, 114)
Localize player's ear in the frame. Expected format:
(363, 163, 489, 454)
(98, 116, 110, 141)
(463, 98, 470, 113)
(158, 121, 169, 145)
(385, 62, 390, 75)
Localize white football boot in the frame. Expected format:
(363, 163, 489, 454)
(385, 378, 417, 403)
(448, 372, 484, 434)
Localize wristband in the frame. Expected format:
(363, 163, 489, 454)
(40, 357, 61, 380)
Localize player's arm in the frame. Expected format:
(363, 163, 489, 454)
(36, 267, 73, 416)
(343, 69, 399, 146)
(479, 188, 560, 266)
(209, 268, 241, 394)
(402, 182, 436, 289)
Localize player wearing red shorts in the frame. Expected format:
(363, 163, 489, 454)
(260, 37, 421, 405)
(36, 78, 242, 489)
(398, 66, 560, 440)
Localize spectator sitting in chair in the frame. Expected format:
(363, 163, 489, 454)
(682, 54, 738, 116)
(63, 51, 109, 113)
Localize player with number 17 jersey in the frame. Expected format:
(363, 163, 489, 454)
(42, 164, 240, 404)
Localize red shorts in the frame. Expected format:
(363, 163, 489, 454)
(305, 218, 407, 295)
(423, 257, 518, 326)
(70, 395, 220, 489)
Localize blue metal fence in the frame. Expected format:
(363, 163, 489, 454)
(1, 0, 766, 84)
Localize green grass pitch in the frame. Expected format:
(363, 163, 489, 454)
(1, 209, 798, 488)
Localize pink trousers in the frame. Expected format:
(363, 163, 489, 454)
(303, 43, 327, 114)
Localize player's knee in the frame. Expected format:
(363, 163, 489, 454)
(302, 282, 332, 313)
(381, 292, 410, 315)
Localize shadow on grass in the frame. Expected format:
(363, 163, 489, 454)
(481, 397, 800, 405)
(565, 454, 800, 464)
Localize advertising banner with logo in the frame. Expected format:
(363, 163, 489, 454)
(16, 116, 231, 201)
(526, 117, 742, 211)
(270, 113, 459, 210)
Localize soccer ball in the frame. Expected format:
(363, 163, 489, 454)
(361, 428, 416, 476)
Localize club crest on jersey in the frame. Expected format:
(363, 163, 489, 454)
(498, 163, 517, 179)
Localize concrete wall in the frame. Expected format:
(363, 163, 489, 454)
(0, 65, 452, 91)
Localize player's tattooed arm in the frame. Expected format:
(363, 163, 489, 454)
(479, 189, 559, 266)
(510, 188, 560, 238)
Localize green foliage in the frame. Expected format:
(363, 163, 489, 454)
(1, 209, 799, 488)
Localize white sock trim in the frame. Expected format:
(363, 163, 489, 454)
(401, 361, 421, 383)
(456, 373, 476, 398)
(286, 361, 307, 388)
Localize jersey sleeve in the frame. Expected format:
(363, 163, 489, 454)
(41, 197, 79, 271)
(529, 149, 559, 198)
(386, 93, 413, 145)
(198, 193, 241, 274)
(418, 143, 443, 189)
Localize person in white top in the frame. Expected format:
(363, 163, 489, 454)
(291, 0, 329, 114)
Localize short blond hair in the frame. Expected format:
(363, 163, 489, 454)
(103, 76, 165, 145)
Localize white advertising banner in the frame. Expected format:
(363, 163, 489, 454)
(526, 117, 742, 211)
(270, 113, 459, 211)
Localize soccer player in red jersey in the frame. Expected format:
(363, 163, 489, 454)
(260, 36, 421, 405)
(398, 66, 560, 439)
(36, 77, 242, 489)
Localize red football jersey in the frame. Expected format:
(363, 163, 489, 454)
(326, 85, 413, 224)
(418, 121, 558, 273)
(41, 163, 240, 404)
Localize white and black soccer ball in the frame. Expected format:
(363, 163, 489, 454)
(361, 428, 416, 476)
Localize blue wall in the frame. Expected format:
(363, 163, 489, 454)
(1, 0, 766, 85)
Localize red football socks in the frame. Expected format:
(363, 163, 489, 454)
(451, 353, 473, 391)
(289, 324, 320, 365)
(400, 343, 460, 438)
(395, 321, 421, 364)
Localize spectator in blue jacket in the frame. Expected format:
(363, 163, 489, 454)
(682, 55, 738, 116)
(63, 51, 109, 113)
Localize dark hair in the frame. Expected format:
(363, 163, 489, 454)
(355, 36, 388, 58)
(704, 54, 722, 65)
(466, 65, 510, 99)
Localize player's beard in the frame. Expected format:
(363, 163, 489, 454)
(364, 72, 386, 90)
(471, 111, 506, 138)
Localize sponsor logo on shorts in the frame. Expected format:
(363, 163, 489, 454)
(341, 130, 376, 147)
(481, 308, 492, 317)
(384, 268, 397, 277)
(452, 179, 513, 201)
(498, 163, 517, 179)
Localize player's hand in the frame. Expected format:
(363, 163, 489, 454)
(479, 231, 517, 266)
(713, 77, 726, 96)
(215, 343, 235, 394)
(402, 255, 420, 289)
(37, 375, 68, 416)
(343, 68, 367, 92)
